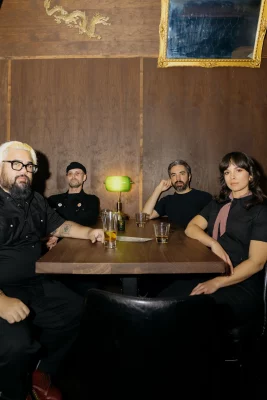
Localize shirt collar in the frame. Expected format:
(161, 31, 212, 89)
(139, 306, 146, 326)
(66, 189, 84, 197)
(0, 186, 11, 202)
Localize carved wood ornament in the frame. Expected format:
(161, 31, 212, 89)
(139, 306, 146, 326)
(44, 0, 110, 40)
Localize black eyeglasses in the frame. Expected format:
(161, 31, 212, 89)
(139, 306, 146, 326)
(2, 160, 38, 173)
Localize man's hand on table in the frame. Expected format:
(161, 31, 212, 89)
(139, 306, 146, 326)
(88, 229, 104, 243)
(46, 235, 59, 250)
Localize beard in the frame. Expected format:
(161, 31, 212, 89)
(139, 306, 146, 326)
(0, 173, 32, 200)
(172, 180, 189, 192)
(69, 179, 82, 189)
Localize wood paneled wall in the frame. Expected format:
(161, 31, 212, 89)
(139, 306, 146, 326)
(0, 57, 265, 217)
(143, 59, 267, 199)
(0, 1, 267, 217)
(1, 0, 266, 58)
(0, 60, 8, 144)
(0, 0, 160, 58)
(10, 59, 140, 215)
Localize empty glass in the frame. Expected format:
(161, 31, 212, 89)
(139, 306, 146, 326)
(135, 212, 149, 227)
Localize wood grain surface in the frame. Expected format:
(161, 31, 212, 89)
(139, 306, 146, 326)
(3, 56, 267, 216)
(36, 220, 227, 275)
(10, 58, 140, 216)
(143, 58, 267, 202)
(0, 0, 161, 58)
(1, 0, 266, 59)
(0, 60, 8, 143)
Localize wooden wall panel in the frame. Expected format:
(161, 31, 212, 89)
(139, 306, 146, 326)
(0, 0, 160, 58)
(263, 40, 267, 57)
(143, 58, 267, 203)
(0, 60, 8, 143)
(11, 59, 140, 217)
(1, 0, 266, 59)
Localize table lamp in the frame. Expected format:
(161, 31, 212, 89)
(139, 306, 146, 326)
(104, 176, 133, 218)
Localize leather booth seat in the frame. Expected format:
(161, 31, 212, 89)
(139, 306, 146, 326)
(57, 289, 222, 399)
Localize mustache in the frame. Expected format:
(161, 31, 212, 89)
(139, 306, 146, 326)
(174, 181, 184, 185)
(15, 174, 31, 184)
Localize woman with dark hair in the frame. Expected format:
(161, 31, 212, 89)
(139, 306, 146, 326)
(160, 152, 267, 326)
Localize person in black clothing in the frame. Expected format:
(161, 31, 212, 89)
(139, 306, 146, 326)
(0, 141, 104, 400)
(142, 159, 212, 228)
(47, 161, 100, 249)
(140, 160, 212, 296)
(47, 161, 101, 296)
(160, 152, 267, 326)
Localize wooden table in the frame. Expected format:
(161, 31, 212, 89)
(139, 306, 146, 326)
(36, 220, 227, 295)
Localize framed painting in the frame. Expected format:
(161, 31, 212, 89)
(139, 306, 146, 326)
(158, 0, 267, 68)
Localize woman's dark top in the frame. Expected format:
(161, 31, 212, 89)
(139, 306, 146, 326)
(159, 195, 267, 324)
(199, 196, 267, 295)
(200, 196, 267, 267)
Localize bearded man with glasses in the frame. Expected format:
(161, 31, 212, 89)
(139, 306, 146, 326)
(0, 141, 104, 400)
(1, 159, 38, 199)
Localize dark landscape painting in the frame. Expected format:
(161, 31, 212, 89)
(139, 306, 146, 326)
(167, 0, 262, 59)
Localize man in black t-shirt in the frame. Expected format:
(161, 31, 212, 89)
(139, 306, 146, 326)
(142, 159, 212, 228)
(0, 141, 104, 400)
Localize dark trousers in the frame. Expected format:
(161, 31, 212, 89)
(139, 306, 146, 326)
(52, 274, 101, 297)
(0, 278, 83, 400)
(159, 275, 263, 326)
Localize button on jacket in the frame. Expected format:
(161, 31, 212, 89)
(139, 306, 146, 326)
(48, 189, 100, 227)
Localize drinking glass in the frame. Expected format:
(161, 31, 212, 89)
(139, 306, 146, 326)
(153, 222, 170, 243)
(100, 208, 111, 221)
(102, 211, 118, 249)
(135, 212, 149, 228)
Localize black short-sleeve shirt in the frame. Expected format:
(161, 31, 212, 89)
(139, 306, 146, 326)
(48, 190, 100, 227)
(199, 196, 267, 267)
(154, 189, 212, 228)
(0, 187, 65, 286)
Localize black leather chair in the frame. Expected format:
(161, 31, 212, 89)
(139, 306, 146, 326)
(57, 290, 222, 399)
(225, 264, 267, 389)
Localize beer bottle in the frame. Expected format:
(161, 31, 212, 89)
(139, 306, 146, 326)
(116, 201, 126, 232)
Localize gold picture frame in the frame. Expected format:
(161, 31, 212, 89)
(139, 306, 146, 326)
(158, 0, 267, 68)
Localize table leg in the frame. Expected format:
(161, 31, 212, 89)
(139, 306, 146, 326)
(121, 277, 138, 296)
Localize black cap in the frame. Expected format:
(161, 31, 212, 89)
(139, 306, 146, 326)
(66, 162, 87, 175)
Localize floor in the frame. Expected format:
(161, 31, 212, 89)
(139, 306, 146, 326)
(56, 360, 266, 400)
(56, 356, 267, 399)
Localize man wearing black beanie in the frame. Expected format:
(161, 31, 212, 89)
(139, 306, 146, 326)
(48, 161, 100, 227)
(47, 162, 100, 295)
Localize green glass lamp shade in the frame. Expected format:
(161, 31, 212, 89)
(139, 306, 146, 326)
(104, 176, 132, 192)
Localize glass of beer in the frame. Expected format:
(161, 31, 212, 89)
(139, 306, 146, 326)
(102, 211, 118, 249)
(100, 208, 111, 221)
(153, 222, 170, 243)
